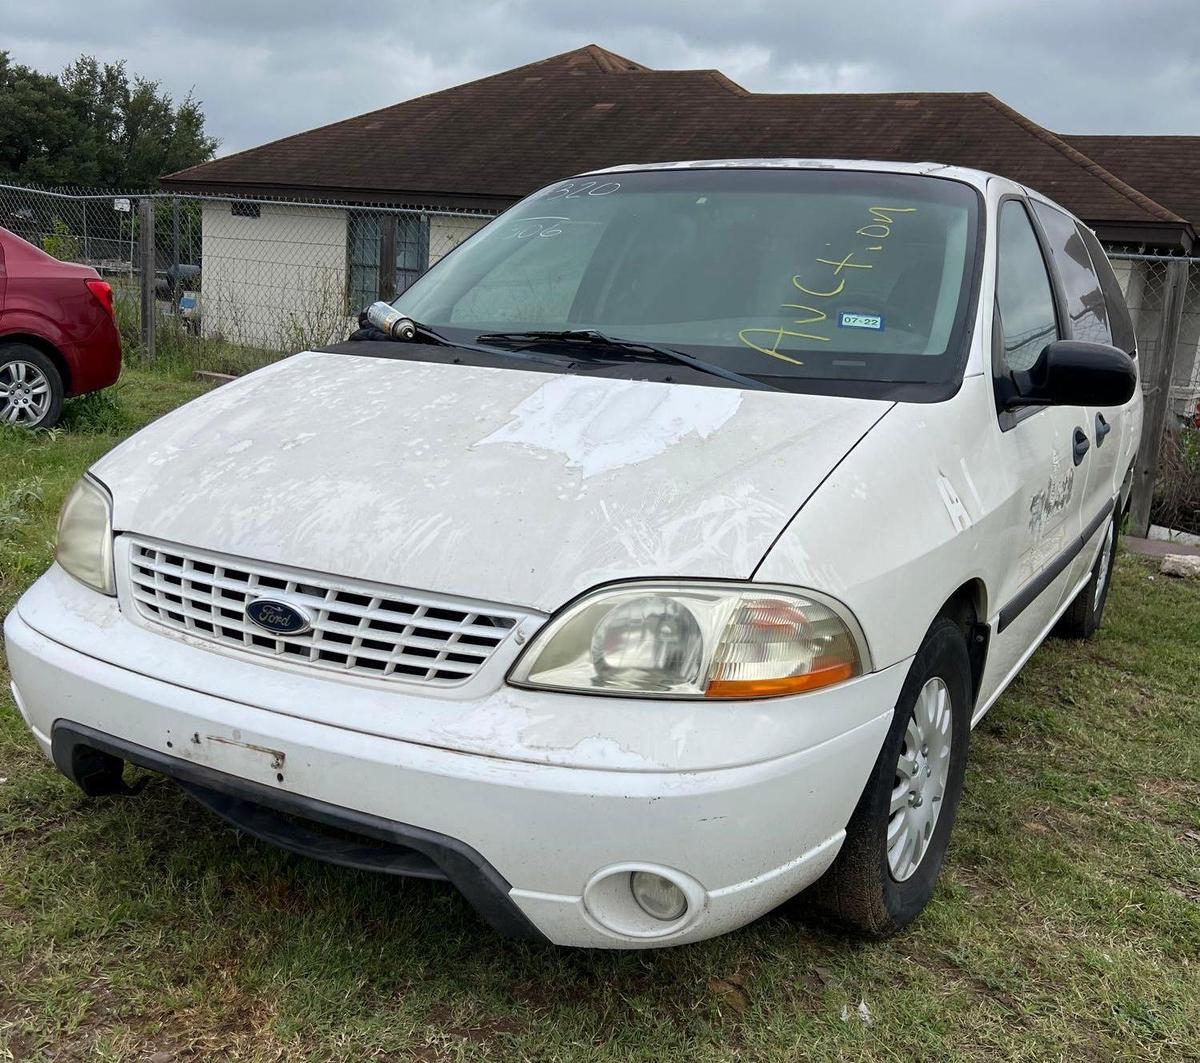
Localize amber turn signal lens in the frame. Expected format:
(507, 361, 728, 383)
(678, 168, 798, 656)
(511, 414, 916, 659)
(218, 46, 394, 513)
(705, 660, 856, 699)
(509, 582, 866, 699)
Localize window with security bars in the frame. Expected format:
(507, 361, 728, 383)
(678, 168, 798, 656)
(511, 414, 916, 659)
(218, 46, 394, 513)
(347, 211, 429, 312)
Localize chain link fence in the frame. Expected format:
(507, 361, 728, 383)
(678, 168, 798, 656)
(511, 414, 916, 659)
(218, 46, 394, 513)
(1107, 250, 1200, 535)
(0, 182, 496, 366)
(1107, 250, 1200, 424)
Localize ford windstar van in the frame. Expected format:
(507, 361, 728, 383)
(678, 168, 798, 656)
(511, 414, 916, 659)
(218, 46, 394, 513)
(4, 160, 1140, 947)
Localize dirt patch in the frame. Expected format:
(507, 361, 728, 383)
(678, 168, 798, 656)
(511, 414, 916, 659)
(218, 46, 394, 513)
(444, 1015, 526, 1043)
(0, 1031, 35, 1062)
(1138, 777, 1200, 802)
(899, 949, 1030, 1023)
(708, 974, 752, 1015)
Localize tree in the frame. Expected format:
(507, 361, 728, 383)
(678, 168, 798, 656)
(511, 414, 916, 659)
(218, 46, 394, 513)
(0, 52, 219, 187)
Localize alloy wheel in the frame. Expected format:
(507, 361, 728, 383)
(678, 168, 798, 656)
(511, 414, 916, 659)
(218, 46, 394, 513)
(0, 360, 53, 425)
(887, 676, 953, 881)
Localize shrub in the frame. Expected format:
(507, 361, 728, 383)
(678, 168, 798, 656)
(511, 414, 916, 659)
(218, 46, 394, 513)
(60, 387, 130, 433)
(42, 217, 82, 262)
(1151, 425, 1200, 535)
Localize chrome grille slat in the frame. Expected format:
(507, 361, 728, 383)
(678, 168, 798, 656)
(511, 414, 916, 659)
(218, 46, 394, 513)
(129, 585, 498, 660)
(126, 539, 519, 686)
(129, 555, 507, 639)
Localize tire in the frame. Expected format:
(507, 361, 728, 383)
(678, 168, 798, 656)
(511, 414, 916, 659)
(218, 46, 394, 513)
(812, 618, 972, 936)
(1054, 516, 1117, 639)
(0, 343, 64, 428)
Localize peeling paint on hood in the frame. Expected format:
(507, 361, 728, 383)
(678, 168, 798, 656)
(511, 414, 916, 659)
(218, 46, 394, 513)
(476, 374, 743, 478)
(93, 351, 891, 612)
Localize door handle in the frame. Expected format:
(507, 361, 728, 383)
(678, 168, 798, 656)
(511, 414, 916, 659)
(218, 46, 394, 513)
(1095, 412, 1111, 446)
(1072, 427, 1090, 466)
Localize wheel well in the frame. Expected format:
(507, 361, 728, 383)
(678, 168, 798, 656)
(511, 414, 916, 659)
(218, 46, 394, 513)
(0, 334, 71, 393)
(934, 580, 989, 708)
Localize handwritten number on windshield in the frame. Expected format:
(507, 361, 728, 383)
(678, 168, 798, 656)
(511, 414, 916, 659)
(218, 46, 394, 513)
(545, 180, 622, 200)
(505, 216, 569, 239)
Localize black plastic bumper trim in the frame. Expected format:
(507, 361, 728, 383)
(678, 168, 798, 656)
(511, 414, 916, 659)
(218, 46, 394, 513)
(51, 721, 546, 942)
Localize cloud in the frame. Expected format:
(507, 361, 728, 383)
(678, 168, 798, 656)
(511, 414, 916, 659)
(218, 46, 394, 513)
(1, 0, 1196, 156)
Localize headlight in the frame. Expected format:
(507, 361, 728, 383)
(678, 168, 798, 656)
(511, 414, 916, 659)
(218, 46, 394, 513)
(55, 474, 115, 595)
(508, 582, 867, 699)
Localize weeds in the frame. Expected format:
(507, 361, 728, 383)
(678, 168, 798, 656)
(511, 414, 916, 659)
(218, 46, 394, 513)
(60, 387, 130, 433)
(0, 475, 44, 535)
(1152, 425, 1200, 534)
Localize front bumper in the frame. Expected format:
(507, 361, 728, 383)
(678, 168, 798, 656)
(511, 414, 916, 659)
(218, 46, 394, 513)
(4, 572, 904, 948)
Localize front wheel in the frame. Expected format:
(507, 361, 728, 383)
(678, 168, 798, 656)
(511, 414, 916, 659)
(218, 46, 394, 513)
(812, 618, 971, 936)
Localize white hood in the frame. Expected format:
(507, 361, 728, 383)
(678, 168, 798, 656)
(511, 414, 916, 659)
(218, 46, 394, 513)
(94, 352, 890, 612)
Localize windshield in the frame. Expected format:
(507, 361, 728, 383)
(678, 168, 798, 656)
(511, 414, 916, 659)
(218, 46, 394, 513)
(395, 168, 981, 396)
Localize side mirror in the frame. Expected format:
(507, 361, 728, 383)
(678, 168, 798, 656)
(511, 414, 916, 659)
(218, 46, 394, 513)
(1005, 340, 1137, 409)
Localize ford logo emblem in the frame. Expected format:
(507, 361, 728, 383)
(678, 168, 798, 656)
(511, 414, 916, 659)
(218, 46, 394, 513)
(245, 598, 312, 636)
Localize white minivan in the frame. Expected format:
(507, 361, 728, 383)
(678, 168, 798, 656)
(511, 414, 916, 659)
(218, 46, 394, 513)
(5, 160, 1140, 948)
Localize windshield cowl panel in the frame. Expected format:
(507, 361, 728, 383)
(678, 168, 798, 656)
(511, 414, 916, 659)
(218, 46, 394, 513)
(395, 168, 983, 401)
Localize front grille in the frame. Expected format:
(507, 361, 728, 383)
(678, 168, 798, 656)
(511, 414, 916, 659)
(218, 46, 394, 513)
(126, 539, 523, 686)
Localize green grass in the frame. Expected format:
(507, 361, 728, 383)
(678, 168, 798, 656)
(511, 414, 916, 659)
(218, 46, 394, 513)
(2, 371, 1199, 1061)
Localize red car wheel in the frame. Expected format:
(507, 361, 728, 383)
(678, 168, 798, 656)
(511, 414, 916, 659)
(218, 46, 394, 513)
(0, 343, 64, 428)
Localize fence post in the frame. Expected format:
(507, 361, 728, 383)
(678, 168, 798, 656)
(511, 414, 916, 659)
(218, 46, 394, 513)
(1129, 258, 1189, 537)
(171, 196, 180, 273)
(138, 197, 156, 361)
(379, 215, 397, 302)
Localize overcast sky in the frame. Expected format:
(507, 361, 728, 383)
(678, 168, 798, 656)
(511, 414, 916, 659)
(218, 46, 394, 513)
(2, 0, 1196, 156)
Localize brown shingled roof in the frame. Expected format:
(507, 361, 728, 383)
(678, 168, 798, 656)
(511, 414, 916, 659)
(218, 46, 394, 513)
(1063, 135, 1200, 229)
(164, 45, 1190, 242)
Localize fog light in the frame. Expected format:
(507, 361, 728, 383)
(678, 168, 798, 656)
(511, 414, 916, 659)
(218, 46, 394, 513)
(630, 871, 688, 921)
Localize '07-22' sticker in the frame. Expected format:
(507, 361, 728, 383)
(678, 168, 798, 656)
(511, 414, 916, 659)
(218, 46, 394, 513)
(838, 311, 885, 331)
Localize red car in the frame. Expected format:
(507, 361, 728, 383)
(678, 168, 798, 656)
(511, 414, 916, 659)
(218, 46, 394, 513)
(0, 226, 122, 427)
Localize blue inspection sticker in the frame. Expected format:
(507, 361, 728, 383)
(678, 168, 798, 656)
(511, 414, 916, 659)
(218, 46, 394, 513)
(838, 311, 885, 331)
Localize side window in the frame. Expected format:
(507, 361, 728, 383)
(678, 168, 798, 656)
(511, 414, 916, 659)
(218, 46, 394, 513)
(995, 200, 1060, 373)
(1076, 223, 1136, 354)
(1031, 202, 1112, 346)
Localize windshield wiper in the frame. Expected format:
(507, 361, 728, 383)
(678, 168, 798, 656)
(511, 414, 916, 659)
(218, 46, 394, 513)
(351, 303, 565, 367)
(474, 329, 782, 392)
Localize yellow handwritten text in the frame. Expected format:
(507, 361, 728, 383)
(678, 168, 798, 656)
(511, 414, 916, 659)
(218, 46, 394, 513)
(736, 203, 918, 364)
(791, 276, 845, 298)
(738, 328, 824, 363)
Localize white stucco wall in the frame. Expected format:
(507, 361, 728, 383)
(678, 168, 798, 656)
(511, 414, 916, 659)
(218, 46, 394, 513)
(200, 202, 350, 351)
(198, 206, 490, 350)
(429, 214, 488, 265)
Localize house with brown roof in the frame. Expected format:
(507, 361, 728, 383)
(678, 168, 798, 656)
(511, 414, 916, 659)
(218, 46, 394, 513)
(162, 44, 1199, 405)
(1062, 136, 1200, 239)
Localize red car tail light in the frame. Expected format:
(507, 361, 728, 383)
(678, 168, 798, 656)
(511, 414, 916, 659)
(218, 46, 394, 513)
(85, 279, 115, 319)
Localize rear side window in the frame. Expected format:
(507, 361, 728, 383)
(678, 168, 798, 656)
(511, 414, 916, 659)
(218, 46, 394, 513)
(995, 200, 1060, 372)
(1031, 202, 1112, 346)
(1076, 223, 1136, 354)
